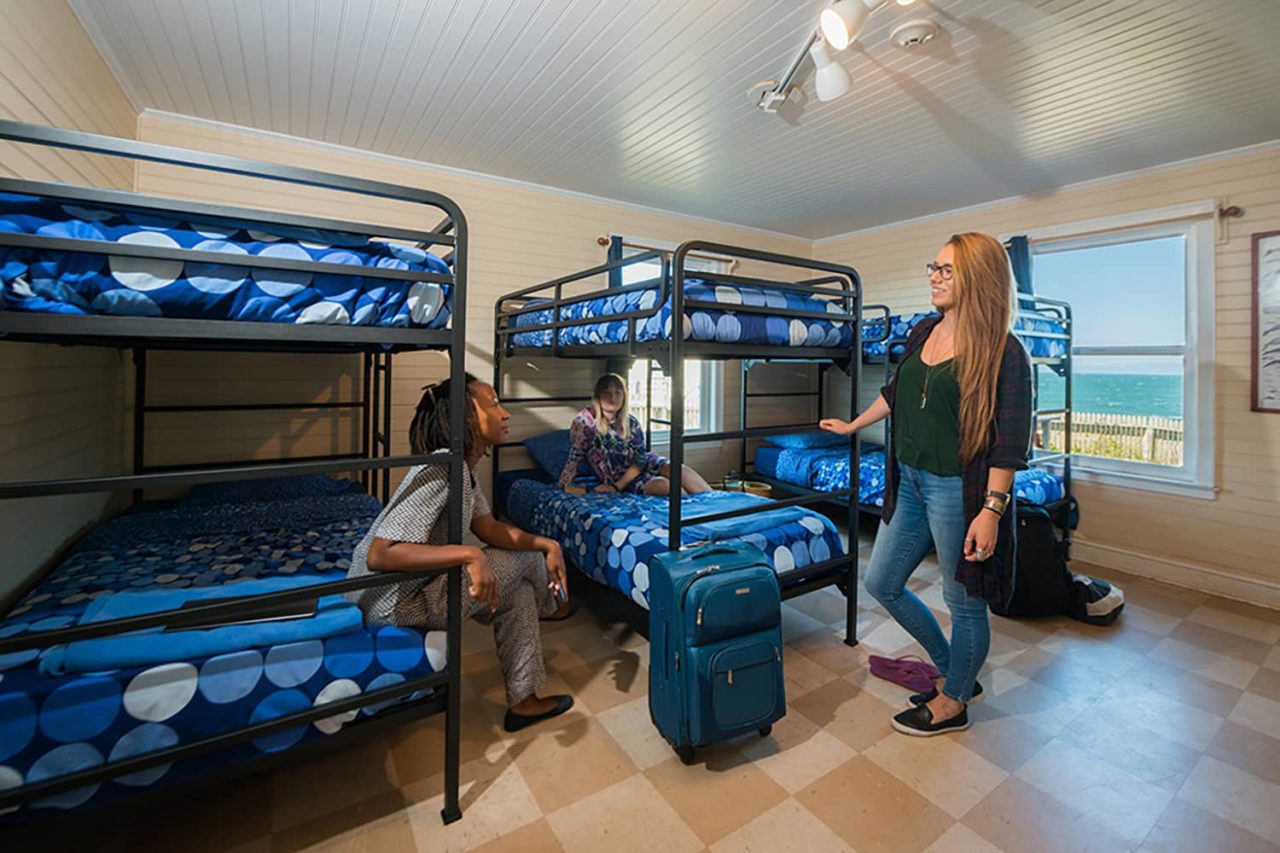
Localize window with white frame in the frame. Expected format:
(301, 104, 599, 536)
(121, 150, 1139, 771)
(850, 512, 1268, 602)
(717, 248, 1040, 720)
(1026, 208, 1215, 495)
(618, 244, 724, 440)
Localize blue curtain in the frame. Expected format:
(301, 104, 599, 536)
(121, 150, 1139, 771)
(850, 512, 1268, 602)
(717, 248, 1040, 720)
(1005, 235, 1035, 309)
(605, 235, 630, 375)
(607, 234, 624, 290)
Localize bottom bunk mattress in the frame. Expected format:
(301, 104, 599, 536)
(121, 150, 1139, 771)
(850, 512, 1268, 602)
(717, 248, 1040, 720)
(753, 445, 1065, 508)
(504, 480, 846, 608)
(0, 480, 446, 814)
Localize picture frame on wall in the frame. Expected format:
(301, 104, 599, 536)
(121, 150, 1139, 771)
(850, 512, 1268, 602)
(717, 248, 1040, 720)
(1254, 229, 1280, 413)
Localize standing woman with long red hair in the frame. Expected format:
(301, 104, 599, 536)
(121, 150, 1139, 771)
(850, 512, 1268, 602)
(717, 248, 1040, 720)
(821, 233, 1032, 735)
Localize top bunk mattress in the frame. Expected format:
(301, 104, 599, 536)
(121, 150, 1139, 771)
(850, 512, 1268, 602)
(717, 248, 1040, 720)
(0, 192, 452, 329)
(508, 278, 854, 349)
(862, 311, 1067, 360)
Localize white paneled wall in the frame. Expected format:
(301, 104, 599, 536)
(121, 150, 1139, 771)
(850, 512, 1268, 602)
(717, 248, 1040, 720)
(0, 0, 136, 603)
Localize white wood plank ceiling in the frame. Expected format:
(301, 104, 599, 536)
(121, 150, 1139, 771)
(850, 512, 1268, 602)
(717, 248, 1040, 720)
(70, 0, 1280, 238)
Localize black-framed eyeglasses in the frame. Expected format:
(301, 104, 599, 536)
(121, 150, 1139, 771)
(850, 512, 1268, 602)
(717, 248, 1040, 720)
(926, 262, 954, 281)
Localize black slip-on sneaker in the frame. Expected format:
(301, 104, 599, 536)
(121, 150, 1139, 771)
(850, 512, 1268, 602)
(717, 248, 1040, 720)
(503, 695, 574, 733)
(908, 680, 984, 707)
(891, 703, 971, 737)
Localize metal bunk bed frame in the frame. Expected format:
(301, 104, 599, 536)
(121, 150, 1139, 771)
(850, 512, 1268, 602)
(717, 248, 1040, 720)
(0, 121, 469, 824)
(491, 243, 866, 645)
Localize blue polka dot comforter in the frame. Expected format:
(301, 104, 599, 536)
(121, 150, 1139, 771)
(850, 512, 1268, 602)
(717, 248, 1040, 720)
(862, 311, 1067, 360)
(509, 279, 854, 348)
(0, 486, 445, 813)
(504, 480, 846, 608)
(754, 444, 1066, 507)
(0, 192, 451, 328)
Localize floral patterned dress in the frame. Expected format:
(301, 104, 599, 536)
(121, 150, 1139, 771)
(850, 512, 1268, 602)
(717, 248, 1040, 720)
(556, 408, 667, 492)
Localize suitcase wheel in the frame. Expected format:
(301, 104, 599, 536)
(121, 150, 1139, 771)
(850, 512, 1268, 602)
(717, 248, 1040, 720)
(758, 725, 772, 737)
(677, 743, 695, 765)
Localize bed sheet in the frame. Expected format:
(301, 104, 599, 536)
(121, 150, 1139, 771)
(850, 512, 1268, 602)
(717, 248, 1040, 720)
(0, 192, 451, 328)
(862, 311, 1067, 360)
(509, 278, 853, 348)
(0, 487, 445, 813)
(755, 444, 1065, 507)
(504, 480, 846, 608)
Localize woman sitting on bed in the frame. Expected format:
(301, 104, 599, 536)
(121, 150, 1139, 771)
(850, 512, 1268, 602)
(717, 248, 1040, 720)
(557, 372, 711, 497)
(347, 373, 575, 733)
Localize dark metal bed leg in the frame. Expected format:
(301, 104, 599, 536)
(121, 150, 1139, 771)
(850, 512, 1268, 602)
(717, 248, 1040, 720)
(361, 352, 372, 491)
(441, 558, 462, 824)
(382, 352, 393, 505)
(132, 347, 147, 505)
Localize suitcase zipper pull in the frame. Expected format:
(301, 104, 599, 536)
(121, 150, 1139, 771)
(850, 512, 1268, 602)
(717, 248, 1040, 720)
(696, 607, 703, 626)
(727, 670, 733, 685)
(674, 651, 680, 670)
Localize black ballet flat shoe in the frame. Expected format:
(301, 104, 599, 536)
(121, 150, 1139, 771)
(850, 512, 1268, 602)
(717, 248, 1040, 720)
(503, 695, 574, 733)
(891, 703, 971, 737)
(908, 680, 984, 707)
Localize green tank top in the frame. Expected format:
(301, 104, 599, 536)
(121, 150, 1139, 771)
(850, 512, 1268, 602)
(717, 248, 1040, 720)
(893, 348, 963, 476)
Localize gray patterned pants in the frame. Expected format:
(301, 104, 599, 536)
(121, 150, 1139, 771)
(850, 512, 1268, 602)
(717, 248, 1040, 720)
(400, 548, 557, 707)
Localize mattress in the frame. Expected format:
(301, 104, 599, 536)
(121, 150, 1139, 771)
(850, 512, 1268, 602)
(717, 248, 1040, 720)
(754, 444, 1065, 507)
(0, 482, 446, 813)
(509, 278, 853, 348)
(0, 191, 451, 328)
(504, 480, 846, 608)
(862, 311, 1067, 360)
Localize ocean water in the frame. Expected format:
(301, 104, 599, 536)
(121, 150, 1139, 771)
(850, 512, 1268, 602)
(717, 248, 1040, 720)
(1038, 372, 1183, 419)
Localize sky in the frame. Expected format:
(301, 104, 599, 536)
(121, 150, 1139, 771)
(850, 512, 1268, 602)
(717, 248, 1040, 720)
(1033, 235, 1185, 375)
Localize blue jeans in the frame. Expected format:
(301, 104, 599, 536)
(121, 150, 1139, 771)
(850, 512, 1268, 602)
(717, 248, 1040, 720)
(865, 463, 990, 702)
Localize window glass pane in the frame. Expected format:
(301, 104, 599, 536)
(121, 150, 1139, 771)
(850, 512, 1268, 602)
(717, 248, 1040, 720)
(1033, 236, 1185, 347)
(628, 360, 703, 432)
(1036, 355, 1183, 467)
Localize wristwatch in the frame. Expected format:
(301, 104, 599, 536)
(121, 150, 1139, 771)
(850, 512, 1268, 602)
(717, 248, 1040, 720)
(981, 489, 1011, 517)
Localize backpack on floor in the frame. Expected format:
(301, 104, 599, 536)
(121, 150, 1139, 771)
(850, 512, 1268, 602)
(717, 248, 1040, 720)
(995, 500, 1124, 625)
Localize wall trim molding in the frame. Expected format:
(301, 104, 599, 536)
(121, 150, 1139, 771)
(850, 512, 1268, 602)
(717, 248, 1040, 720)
(137, 110, 805, 245)
(813, 138, 1280, 246)
(1073, 540, 1280, 612)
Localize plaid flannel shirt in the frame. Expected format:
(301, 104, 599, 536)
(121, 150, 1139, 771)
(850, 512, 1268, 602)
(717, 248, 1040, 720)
(878, 315, 1033, 607)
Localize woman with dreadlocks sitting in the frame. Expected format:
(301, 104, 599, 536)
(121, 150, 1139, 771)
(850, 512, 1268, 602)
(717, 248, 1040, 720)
(346, 373, 575, 732)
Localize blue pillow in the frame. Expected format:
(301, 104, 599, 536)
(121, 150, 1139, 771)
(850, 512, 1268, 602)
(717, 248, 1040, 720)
(523, 429, 598, 480)
(766, 430, 848, 450)
(522, 430, 574, 478)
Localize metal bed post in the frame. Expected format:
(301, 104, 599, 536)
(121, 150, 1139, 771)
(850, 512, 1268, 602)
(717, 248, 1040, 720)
(845, 294, 861, 646)
(739, 361, 749, 478)
(667, 249, 686, 550)
(441, 205, 469, 827)
(382, 352, 393, 505)
(132, 347, 147, 506)
(1061, 303, 1074, 556)
(370, 353, 382, 498)
(361, 352, 372, 491)
(646, 358, 654, 451)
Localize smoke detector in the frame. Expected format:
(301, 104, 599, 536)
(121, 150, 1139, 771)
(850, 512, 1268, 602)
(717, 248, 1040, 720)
(890, 19, 939, 48)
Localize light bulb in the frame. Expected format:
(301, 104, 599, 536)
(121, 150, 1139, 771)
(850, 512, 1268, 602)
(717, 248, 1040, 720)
(809, 41, 852, 102)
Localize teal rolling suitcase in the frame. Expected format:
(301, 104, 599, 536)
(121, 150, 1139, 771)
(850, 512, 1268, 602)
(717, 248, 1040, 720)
(648, 542, 785, 764)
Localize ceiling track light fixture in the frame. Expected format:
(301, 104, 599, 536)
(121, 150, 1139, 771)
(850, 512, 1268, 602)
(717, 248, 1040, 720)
(754, 0, 918, 113)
